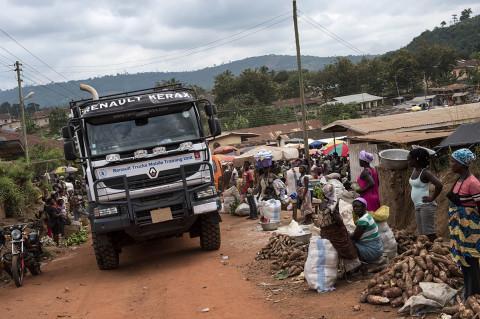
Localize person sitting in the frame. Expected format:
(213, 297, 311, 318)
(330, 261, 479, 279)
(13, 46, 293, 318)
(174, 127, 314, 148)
(350, 197, 384, 270)
(319, 184, 359, 263)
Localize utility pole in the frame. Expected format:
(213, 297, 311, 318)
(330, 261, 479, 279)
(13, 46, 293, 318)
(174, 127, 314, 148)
(394, 75, 400, 97)
(15, 61, 29, 162)
(292, 0, 310, 170)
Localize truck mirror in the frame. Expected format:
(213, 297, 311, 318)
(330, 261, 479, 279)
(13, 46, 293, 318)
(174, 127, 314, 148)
(208, 118, 222, 137)
(64, 141, 77, 161)
(62, 126, 74, 139)
(204, 104, 217, 116)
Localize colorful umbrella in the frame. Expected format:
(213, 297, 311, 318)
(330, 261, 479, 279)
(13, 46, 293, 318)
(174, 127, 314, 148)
(220, 155, 236, 163)
(323, 141, 349, 157)
(51, 166, 78, 175)
(213, 145, 238, 155)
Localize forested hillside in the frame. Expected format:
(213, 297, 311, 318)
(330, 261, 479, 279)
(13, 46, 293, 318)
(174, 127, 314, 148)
(0, 55, 371, 108)
(405, 14, 480, 57)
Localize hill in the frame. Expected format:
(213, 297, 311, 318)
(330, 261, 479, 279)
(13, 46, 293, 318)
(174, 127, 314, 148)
(404, 14, 480, 56)
(0, 54, 370, 108)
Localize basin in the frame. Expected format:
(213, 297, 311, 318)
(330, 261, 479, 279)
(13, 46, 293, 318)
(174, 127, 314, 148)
(260, 221, 280, 231)
(378, 149, 410, 170)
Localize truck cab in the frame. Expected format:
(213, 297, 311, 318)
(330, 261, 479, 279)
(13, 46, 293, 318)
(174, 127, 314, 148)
(62, 84, 222, 270)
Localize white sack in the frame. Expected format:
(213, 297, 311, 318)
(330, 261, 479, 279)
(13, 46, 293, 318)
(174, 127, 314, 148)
(304, 236, 339, 293)
(223, 186, 241, 201)
(234, 203, 250, 217)
(258, 199, 282, 222)
(285, 168, 300, 196)
(338, 199, 356, 233)
(377, 221, 398, 260)
(222, 196, 236, 214)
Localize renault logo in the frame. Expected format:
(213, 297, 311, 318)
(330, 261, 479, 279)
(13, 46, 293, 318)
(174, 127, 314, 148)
(148, 167, 157, 178)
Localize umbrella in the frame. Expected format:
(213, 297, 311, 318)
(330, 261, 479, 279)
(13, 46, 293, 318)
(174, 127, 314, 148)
(233, 146, 298, 166)
(220, 155, 236, 163)
(323, 141, 349, 157)
(51, 166, 78, 175)
(310, 140, 323, 149)
(213, 145, 238, 155)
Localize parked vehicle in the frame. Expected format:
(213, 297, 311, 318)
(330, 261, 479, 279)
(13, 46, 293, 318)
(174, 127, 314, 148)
(0, 228, 14, 281)
(62, 83, 223, 270)
(3, 222, 44, 287)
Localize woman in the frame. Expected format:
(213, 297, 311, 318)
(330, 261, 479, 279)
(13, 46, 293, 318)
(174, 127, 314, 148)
(357, 150, 381, 212)
(297, 165, 313, 224)
(45, 197, 64, 247)
(350, 197, 383, 262)
(319, 184, 359, 262)
(408, 148, 443, 242)
(256, 168, 268, 201)
(447, 148, 480, 299)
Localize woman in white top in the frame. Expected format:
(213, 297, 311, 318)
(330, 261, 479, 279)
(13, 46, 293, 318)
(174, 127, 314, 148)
(407, 148, 443, 242)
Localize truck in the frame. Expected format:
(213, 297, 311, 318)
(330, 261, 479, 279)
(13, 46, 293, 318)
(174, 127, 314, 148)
(62, 83, 222, 270)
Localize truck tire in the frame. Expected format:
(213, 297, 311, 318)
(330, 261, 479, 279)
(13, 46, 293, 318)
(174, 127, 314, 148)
(92, 232, 119, 270)
(200, 215, 221, 250)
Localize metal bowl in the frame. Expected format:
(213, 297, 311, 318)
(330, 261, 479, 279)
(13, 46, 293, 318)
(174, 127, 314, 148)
(260, 221, 280, 231)
(294, 232, 312, 244)
(379, 149, 410, 170)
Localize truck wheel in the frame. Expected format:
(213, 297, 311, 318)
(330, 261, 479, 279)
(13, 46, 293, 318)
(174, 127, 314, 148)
(92, 233, 119, 270)
(200, 215, 221, 250)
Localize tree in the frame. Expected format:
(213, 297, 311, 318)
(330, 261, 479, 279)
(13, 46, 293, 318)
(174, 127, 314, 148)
(212, 70, 236, 105)
(460, 8, 472, 21)
(47, 107, 68, 136)
(318, 103, 359, 126)
(0, 102, 11, 114)
(24, 114, 36, 134)
(440, 21, 446, 27)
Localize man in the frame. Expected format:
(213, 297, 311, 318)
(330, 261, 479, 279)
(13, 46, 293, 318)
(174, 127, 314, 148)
(242, 161, 257, 220)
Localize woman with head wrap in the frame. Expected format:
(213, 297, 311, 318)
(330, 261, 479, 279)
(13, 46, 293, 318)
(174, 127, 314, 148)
(408, 148, 443, 242)
(297, 165, 313, 224)
(447, 148, 480, 299)
(318, 184, 359, 262)
(357, 150, 381, 212)
(350, 197, 383, 271)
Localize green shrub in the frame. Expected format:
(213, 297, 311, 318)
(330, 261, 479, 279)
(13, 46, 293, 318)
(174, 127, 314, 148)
(0, 176, 23, 217)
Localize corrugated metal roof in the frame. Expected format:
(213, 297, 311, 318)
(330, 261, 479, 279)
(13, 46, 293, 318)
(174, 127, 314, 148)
(349, 130, 453, 144)
(436, 122, 480, 149)
(411, 95, 436, 102)
(323, 103, 480, 134)
(325, 93, 383, 105)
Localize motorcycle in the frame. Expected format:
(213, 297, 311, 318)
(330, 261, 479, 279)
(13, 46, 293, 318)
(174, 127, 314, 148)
(0, 228, 14, 281)
(3, 221, 44, 287)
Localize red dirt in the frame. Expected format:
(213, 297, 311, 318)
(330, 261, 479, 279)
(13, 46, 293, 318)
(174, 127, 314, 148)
(0, 213, 426, 319)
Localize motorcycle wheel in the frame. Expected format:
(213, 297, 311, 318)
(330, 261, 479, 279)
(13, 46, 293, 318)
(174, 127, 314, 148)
(28, 262, 41, 275)
(12, 255, 24, 287)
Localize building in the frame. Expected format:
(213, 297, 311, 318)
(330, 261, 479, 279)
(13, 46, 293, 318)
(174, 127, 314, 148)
(323, 93, 384, 110)
(451, 59, 479, 80)
(32, 110, 51, 128)
(430, 83, 474, 104)
(323, 102, 480, 180)
(0, 113, 13, 125)
(209, 132, 260, 151)
(0, 118, 21, 131)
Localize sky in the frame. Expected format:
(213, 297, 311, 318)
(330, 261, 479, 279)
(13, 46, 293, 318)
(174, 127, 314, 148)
(0, 0, 479, 92)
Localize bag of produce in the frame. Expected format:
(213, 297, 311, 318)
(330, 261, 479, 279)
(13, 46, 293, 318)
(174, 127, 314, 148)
(234, 203, 250, 216)
(377, 221, 398, 260)
(223, 196, 237, 214)
(304, 236, 339, 293)
(258, 199, 281, 222)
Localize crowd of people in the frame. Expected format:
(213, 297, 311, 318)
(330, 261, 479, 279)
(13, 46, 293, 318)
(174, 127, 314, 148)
(39, 174, 88, 246)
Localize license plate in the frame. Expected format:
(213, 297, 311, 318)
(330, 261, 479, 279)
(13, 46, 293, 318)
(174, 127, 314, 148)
(150, 207, 172, 223)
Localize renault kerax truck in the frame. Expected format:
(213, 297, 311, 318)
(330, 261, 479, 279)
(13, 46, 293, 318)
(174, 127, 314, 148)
(62, 84, 222, 270)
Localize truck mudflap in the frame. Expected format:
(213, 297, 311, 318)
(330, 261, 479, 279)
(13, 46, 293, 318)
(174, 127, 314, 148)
(91, 161, 219, 237)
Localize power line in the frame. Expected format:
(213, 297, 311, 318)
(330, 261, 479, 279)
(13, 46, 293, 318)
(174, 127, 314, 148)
(297, 10, 367, 56)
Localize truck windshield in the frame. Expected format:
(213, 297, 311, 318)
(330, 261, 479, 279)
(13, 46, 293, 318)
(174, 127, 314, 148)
(86, 107, 200, 156)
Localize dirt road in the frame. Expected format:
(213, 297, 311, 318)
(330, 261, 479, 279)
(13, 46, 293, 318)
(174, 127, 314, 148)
(0, 214, 406, 319)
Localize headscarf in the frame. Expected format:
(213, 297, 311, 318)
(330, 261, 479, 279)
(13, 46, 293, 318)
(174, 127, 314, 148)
(359, 150, 374, 163)
(352, 197, 368, 210)
(452, 148, 476, 167)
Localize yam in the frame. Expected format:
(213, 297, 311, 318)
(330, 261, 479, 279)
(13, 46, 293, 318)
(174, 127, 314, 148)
(290, 267, 302, 277)
(408, 257, 416, 271)
(459, 309, 474, 319)
(390, 278, 397, 287)
(414, 256, 427, 270)
(418, 235, 428, 244)
(382, 287, 402, 298)
(368, 285, 383, 295)
(396, 278, 406, 290)
(413, 270, 424, 285)
(405, 273, 413, 291)
(360, 290, 369, 303)
(466, 296, 480, 314)
(442, 305, 462, 315)
(424, 274, 433, 282)
(425, 255, 434, 271)
(367, 279, 378, 289)
(367, 295, 390, 305)
(449, 264, 463, 278)
(401, 262, 409, 279)
(281, 251, 289, 262)
(390, 296, 404, 308)
(288, 249, 302, 261)
(439, 270, 448, 282)
(413, 285, 422, 295)
(433, 277, 444, 284)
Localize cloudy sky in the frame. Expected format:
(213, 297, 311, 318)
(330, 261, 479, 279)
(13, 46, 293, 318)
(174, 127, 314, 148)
(0, 0, 479, 92)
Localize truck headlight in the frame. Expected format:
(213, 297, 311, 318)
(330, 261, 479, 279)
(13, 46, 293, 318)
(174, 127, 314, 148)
(179, 142, 193, 151)
(195, 186, 217, 199)
(94, 207, 119, 217)
(11, 229, 22, 240)
(134, 150, 148, 159)
(153, 147, 166, 155)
